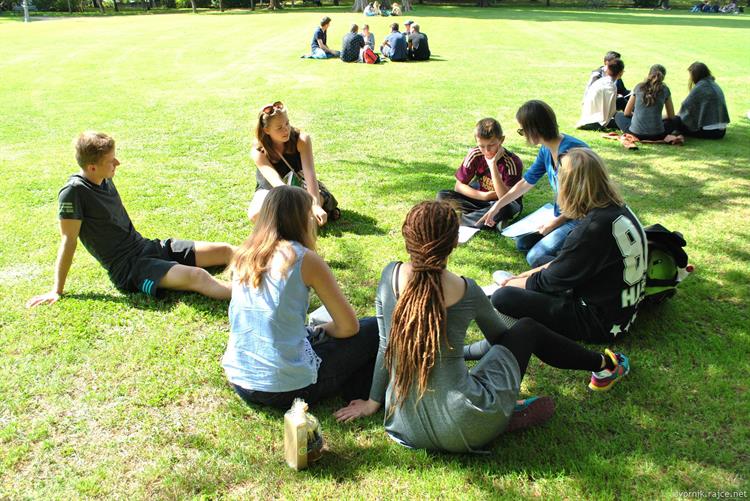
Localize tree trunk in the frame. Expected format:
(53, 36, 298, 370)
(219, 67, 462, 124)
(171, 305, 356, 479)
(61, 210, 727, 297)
(333, 0, 339, 4)
(218, 0, 223, 11)
(250, 0, 254, 9)
(189, 0, 196, 12)
(267, 0, 282, 9)
(477, 0, 489, 6)
(113, 0, 119, 12)
(352, 0, 366, 10)
(67, 0, 72, 12)
(401, 0, 411, 10)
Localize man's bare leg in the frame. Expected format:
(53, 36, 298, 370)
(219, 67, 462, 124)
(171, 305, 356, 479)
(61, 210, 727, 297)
(158, 264, 231, 300)
(194, 241, 236, 268)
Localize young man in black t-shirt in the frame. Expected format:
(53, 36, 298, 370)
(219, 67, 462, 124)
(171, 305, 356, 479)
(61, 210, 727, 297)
(407, 24, 430, 61)
(27, 132, 235, 307)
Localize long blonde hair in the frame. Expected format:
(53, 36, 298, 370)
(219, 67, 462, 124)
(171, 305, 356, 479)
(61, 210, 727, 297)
(639, 64, 667, 107)
(232, 186, 316, 288)
(558, 148, 623, 220)
(384, 201, 459, 410)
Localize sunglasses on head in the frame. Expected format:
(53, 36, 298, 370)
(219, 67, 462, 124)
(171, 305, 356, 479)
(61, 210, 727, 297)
(261, 101, 285, 115)
(517, 128, 525, 136)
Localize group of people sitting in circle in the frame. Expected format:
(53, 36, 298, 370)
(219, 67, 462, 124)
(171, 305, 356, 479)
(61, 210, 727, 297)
(308, 16, 430, 62)
(576, 51, 730, 148)
(364, 0, 402, 16)
(691, 0, 742, 13)
(31, 88, 672, 451)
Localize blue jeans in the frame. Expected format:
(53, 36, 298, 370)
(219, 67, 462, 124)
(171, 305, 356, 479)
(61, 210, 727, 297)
(311, 47, 337, 59)
(515, 219, 579, 267)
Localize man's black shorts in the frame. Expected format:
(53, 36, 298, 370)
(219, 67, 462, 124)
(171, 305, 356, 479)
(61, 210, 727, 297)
(123, 238, 196, 297)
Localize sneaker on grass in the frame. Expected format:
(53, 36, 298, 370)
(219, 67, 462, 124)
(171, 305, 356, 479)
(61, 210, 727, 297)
(589, 349, 630, 392)
(505, 396, 555, 433)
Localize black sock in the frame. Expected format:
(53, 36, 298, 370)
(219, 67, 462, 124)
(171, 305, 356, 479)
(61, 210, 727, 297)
(602, 353, 616, 371)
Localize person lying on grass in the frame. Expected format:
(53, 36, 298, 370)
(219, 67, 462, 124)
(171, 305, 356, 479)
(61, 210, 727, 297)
(334, 200, 630, 453)
(436, 117, 523, 228)
(224, 186, 378, 410)
(474, 148, 648, 348)
(247, 101, 338, 226)
(477, 100, 588, 267)
(27, 132, 234, 307)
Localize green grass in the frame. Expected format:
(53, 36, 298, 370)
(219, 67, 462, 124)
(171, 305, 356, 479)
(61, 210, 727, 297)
(1, 6, 749, 499)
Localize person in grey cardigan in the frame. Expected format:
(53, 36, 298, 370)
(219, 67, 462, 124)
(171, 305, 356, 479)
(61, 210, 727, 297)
(334, 201, 629, 453)
(665, 62, 730, 139)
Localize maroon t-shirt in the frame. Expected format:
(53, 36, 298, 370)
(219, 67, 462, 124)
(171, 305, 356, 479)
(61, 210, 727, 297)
(455, 147, 523, 192)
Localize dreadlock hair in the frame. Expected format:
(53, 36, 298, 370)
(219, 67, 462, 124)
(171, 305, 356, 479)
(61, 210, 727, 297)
(232, 186, 316, 289)
(640, 64, 667, 107)
(384, 201, 459, 411)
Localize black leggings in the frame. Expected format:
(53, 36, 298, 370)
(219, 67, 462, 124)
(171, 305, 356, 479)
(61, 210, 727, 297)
(663, 116, 726, 139)
(466, 317, 604, 377)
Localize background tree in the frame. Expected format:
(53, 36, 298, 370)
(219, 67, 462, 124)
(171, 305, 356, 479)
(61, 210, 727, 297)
(352, 0, 366, 10)
(401, 0, 411, 10)
(267, 0, 281, 9)
(189, 0, 196, 12)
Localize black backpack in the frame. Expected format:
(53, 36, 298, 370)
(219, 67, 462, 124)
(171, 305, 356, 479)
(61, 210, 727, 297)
(642, 224, 692, 305)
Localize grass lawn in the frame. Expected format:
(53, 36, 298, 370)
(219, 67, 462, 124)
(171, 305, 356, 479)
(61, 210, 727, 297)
(1, 5, 749, 499)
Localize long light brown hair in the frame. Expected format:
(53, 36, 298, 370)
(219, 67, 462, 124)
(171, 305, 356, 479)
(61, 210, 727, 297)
(254, 108, 300, 164)
(639, 64, 667, 107)
(232, 186, 316, 288)
(384, 201, 459, 410)
(558, 148, 623, 220)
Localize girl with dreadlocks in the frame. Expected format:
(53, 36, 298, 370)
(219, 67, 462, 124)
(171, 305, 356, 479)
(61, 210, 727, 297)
(334, 200, 630, 453)
(614, 64, 676, 140)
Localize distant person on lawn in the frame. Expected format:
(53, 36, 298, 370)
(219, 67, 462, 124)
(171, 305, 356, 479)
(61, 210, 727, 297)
(341, 24, 366, 63)
(248, 101, 339, 226)
(614, 64, 676, 141)
(407, 24, 430, 61)
(664, 62, 730, 139)
(26, 132, 234, 307)
(577, 58, 625, 131)
(585, 51, 630, 111)
(437, 117, 523, 228)
(381, 23, 407, 62)
(477, 100, 588, 267)
(310, 16, 339, 59)
(223, 186, 378, 410)
(333, 201, 631, 451)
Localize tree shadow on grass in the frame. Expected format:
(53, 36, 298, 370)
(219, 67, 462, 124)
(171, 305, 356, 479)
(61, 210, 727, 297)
(318, 209, 387, 238)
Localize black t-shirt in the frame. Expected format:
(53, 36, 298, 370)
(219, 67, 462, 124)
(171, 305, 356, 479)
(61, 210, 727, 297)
(341, 32, 365, 62)
(58, 174, 146, 285)
(311, 26, 326, 50)
(526, 204, 647, 336)
(408, 32, 430, 60)
(255, 150, 303, 190)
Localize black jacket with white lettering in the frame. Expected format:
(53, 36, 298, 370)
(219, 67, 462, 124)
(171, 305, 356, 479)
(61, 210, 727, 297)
(526, 204, 647, 334)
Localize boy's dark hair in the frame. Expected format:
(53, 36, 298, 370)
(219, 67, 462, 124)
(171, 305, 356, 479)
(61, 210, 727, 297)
(350, 23, 358, 33)
(321, 16, 331, 26)
(390, 22, 399, 31)
(604, 51, 621, 62)
(606, 58, 625, 77)
(475, 118, 503, 140)
(74, 131, 115, 168)
(516, 100, 559, 143)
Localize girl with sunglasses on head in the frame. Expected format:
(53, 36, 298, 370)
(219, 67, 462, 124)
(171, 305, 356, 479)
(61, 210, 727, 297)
(477, 100, 588, 268)
(248, 101, 337, 227)
(485, 148, 647, 345)
(224, 186, 378, 410)
(334, 200, 630, 453)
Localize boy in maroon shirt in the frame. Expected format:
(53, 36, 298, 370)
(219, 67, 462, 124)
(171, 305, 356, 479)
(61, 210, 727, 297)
(437, 118, 523, 227)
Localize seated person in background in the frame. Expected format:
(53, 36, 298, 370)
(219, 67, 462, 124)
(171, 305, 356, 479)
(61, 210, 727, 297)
(341, 24, 365, 63)
(224, 186, 379, 410)
(407, 23, 430, 61)
(26, 132, 235, 308)
(577, 58, 625, 130)
(403, 19, 413, 36)
(614, 64, 676, 140)
(664, 62, 730, 139)
(585, 51, 630, 111)
(390, 1, 402, 15)
(364, 2, 376, 15)
(437, 118, 523, 228)
(486, 148, 647, 344)
(381, 23, 407, 62)
(333, 201, 631, 451)
(477, 100, 588, 267)
(719, 0, 738, 12)
(362, 24, 375, 50)
(373, 1, 382, 14)
(248, 102, 334, 226)
(311, 16, 339, 59)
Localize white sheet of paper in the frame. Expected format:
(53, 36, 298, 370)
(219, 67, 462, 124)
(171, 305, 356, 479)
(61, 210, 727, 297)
(458, 225, 481, 244)
(481, 283, 500, 297)
(308, 305, 333, 326)
(500, 203, 555, 238)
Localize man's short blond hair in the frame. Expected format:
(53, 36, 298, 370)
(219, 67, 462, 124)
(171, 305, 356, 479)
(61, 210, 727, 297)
(74, 132, 115, 168)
